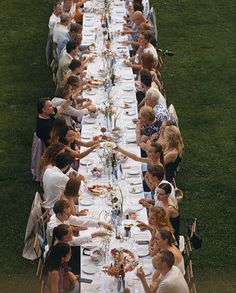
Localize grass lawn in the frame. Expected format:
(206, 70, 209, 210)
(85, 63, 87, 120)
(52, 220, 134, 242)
(0, 0, 235, 292)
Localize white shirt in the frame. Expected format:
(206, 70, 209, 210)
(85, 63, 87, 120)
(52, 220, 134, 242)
(46, 213, 99, 246)
(42, 166, 69, 209)
(53, 23, 69, 44)
(157, 266, 189, 293)
(48, 13, 60, 35)
(56, 52, 73, 83)
(155, 180, 177, 206)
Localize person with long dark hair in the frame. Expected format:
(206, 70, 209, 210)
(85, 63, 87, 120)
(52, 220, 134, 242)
(43, 242, 79, 293)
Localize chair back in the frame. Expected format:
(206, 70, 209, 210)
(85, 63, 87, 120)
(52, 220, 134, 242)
(148, 7, 158, 38)
(31, 132, 46, 182)
(168, 104, 179, 127)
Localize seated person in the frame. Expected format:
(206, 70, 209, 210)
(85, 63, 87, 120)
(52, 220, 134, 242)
(124, 31, 158, 71)
(46, 200, 111, 246)
(156, 120, 177, 150)
(136, 106, 161, 144)
(163, 125, 184, 183)
(139, 165, 176, 205)
(60, 177, 88, 216)
(52, 84, 96, 127)
(42, 152, 75, 210)
(150, 229, 185, 275)
(43, 242, 79, 293)
(36, 96, 70, 147)
(115, 142, 163, 168)
(156, 183, 180, 244)
(137, 206, 174, 250)
(137, 251, 189, 293)
(39, 142, 65, 180)
(58, 125, 99, 170)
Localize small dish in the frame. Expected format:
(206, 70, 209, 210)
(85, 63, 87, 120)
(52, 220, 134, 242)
(80, 158, 94, 166)
(126, 124, 136, 129)
(126, 137, 136, 143)
(123, 85, 134, 92)
(127, 169, 140, 176)
(82, 265, 99, 275)
(79, 199, 93, 206)
(82, 242, 97, 249)
(129, 187, 143, 194)
(125, 111, 136, 116)
(137, 246, 149, 257)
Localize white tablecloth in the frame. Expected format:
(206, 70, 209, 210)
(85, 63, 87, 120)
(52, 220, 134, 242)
(77, 1, 152, 291)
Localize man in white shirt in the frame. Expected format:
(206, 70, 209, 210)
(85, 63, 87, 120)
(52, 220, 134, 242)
(139, 165, 176, 207)
(53, 13, 71, 60)
(56, 41, 79, 84)
(46, 200, 111, 246)
(46, 2, 63, 65)
(42, 152, 73, 210)
(137, 251, 189, 293)
(48, 3, 63, 36)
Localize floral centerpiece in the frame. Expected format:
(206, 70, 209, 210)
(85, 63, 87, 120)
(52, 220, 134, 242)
(103, 248, 139, 291)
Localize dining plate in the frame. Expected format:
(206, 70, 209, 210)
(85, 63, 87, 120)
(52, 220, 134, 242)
(143, 265, 153, 276)
(126, 137, 136, 143)
(85, 90, 96, 95)
(125, 111, 136, 116)
(82, 242, 97, 249)
(127, 169, 140, 175)
(122, 219, 136, 227)
(83, 31, 93, 37)
(130, 204, 143, 212)
(123, 85, 134, 91)
(126, 124, 136, 129)
(80, 158, 94, 166)
(128, 179, 142, 185)
(129, 187, 143, 194)
(79, 199, 93, 206)
(83, 117, 96, 124)
(122, 75, 133, 80)
(100, 141, 116, 149)
(137, 246, 149, 257)
(82, 265, 99, 275)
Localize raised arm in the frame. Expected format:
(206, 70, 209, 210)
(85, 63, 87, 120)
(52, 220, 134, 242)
(115, 146, 148, 163)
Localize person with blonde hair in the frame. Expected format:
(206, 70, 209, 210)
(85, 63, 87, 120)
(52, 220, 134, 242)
(163, 125, 184, 182)
(137, 206, 173, 234)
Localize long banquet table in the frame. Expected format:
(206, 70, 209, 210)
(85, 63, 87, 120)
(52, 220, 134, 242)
(76, 1, 152, 291)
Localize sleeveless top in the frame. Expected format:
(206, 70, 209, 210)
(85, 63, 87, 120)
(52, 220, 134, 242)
(165, 155, 182, 183)
(167, 204, 180, 246)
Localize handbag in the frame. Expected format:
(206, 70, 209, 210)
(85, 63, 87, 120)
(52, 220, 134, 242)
(187, 220, 203, 249)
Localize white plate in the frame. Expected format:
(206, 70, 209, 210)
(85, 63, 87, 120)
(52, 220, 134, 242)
(116, 19, 124, 23)
(83, 31, 93, 37)
(123, 85, 134, 91)
(129, 187, 143, 194)
(79, 199, 93, 206)
(120, 104, 131, 109)
(125, 111, 136, 116)
(127, 169, 140, 175)
(126, 137, 136, 143)
(126, 124, 136, 129)
(130, 204, 143, 212)
(137, 247, 149, 257)
(85, 90, 96, 95)
(84, 23, 94, 27)
(83, 117, 96, 124)
(128, 179, 142, 186)
(100, 141, 116, 149)
(82, 265, 99, 275)
(143, 265, 153, 276)
(80, 158, 94, 166)
(82, 242, 97, 249)
(122, 219, 136, 227)
(81, 135, 91, 139)
(122, 75, 133, 80)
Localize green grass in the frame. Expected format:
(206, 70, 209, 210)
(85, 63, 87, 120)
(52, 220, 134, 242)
(0, 0, 235, 292)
